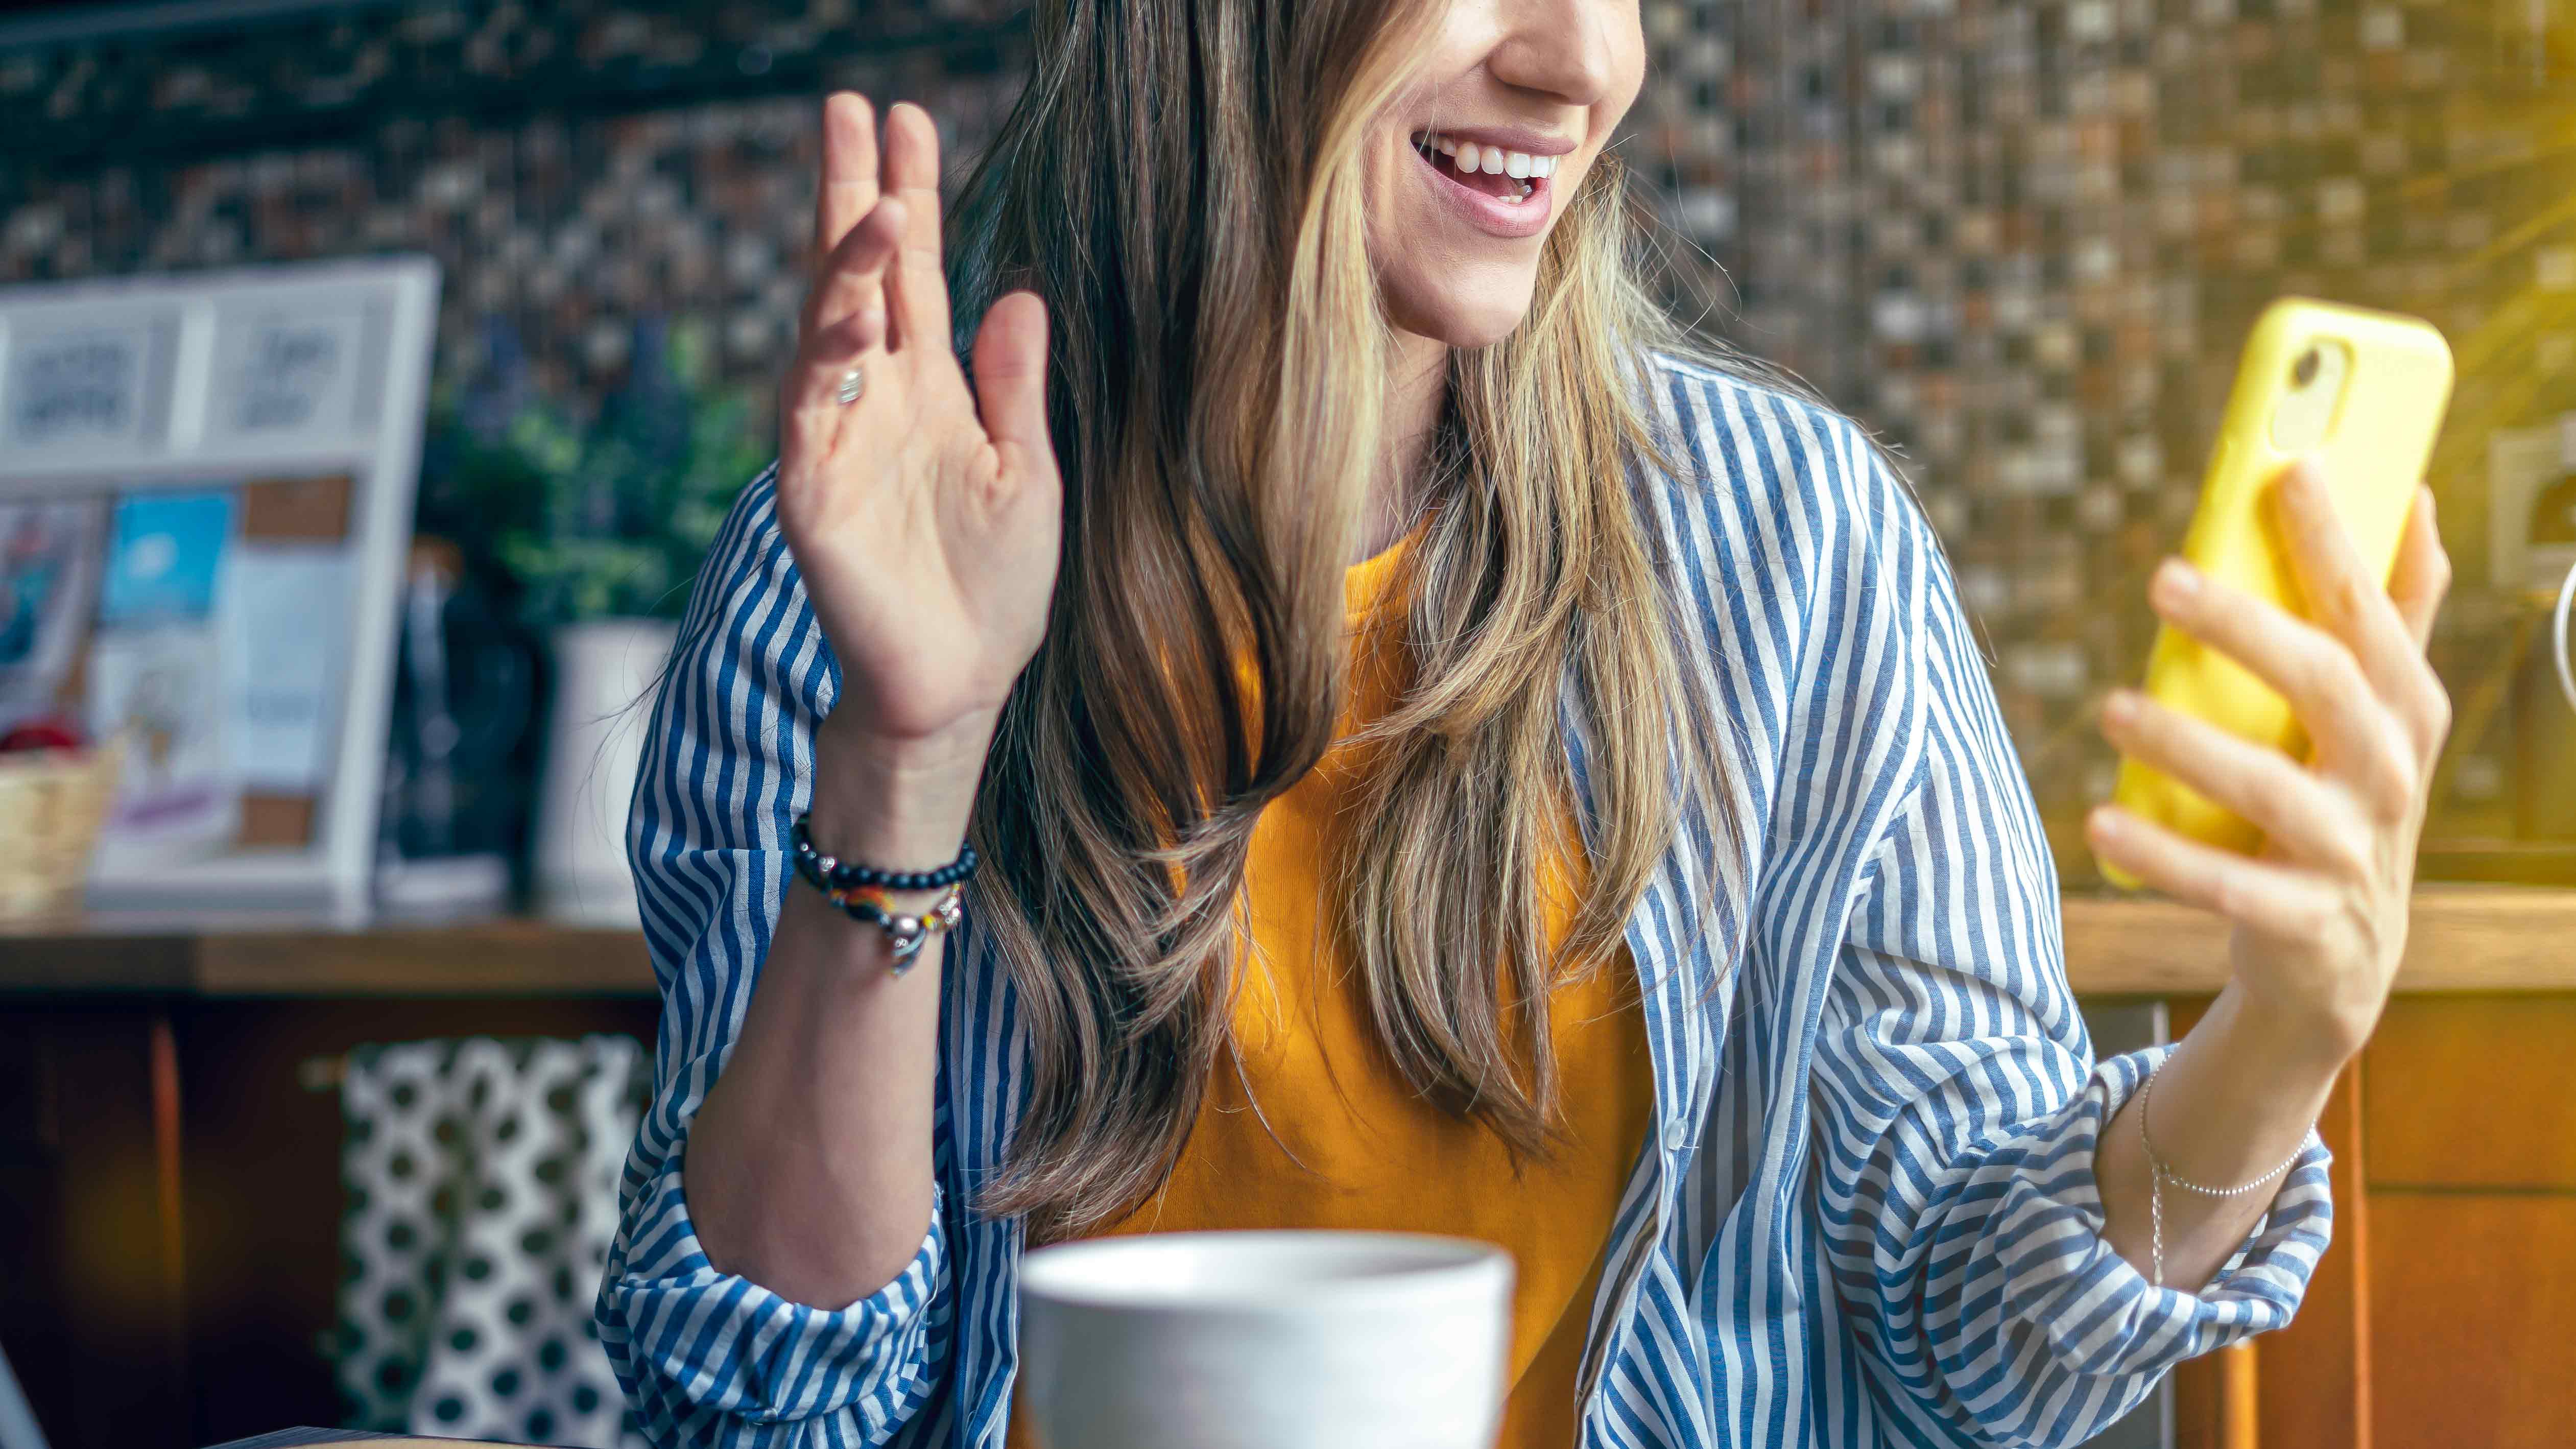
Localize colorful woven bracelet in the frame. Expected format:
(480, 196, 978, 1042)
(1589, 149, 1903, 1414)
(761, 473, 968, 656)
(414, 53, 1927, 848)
(826, 881, 964, 969)
(790, 812, 979, 891)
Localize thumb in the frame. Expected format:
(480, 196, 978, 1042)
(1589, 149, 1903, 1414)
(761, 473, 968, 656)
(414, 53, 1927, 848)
(971, 290, 1055, 478)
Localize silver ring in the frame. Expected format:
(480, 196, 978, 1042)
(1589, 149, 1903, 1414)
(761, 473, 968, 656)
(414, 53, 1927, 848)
(836, 366, 865, 406)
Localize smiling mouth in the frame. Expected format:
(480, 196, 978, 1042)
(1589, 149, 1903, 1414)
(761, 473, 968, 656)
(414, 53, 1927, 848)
(1410, 131, 1551, 204)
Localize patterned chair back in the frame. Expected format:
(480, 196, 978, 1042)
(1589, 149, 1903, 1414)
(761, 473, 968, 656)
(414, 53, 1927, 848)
(331, 1035, 649, 1448)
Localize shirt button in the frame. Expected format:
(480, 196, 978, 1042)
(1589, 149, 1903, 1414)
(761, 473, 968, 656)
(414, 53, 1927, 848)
(1662, 1118, 1689, 1152)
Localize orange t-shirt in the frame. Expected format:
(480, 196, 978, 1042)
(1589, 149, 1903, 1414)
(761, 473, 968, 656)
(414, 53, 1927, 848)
(1007, 536, 1655, 1449)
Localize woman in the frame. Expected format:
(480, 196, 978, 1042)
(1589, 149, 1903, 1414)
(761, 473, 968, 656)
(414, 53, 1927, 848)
(598, 0, 2454, 1443)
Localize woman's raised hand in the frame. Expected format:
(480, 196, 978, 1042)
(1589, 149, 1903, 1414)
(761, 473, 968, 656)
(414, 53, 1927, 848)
(778, 93, 1061, 783)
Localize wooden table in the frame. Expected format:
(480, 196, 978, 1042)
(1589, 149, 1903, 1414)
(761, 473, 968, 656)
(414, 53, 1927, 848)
(4, 888, 2569, 1449)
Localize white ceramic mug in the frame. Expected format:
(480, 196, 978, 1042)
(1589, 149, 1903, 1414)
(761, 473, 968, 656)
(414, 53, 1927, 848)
(1017, 1229, 1515, 1449)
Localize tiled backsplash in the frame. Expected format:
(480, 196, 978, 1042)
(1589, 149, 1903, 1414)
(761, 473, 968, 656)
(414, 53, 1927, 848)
(1628, 0, 2576, 826)
(7, 0, 2570, 854)
(3, 1, 1028, 412)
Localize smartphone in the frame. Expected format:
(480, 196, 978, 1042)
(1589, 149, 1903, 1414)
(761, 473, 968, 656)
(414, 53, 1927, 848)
(2100, 297, 2454, 888)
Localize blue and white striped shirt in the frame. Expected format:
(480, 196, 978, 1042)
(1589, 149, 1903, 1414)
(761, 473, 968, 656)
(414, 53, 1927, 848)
(599, 356, 2331, 1448)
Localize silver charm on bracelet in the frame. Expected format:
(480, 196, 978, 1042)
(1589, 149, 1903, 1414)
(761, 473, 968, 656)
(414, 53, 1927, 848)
(824, 882, 965, 975)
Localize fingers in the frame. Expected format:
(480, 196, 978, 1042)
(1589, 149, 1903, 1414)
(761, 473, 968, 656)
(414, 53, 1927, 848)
(2087, 804, 2344, 940)
(813, 92, 880, 272)
(2273, 459, 2448, 754)
(2388, 486, 2454, 649)
(880, 102, 956, 358)
(2148, 557, 2414, 805)
(787, 198, 905, 414)
(971, 291, 1056, 478)
(2100, 687, 2364, 874)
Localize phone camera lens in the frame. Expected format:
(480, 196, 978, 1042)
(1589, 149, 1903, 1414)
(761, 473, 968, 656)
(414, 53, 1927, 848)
(2292, 347, 2321, 388)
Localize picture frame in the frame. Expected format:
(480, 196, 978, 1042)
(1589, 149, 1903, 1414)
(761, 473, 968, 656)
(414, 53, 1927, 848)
(0, 256, 440, 917)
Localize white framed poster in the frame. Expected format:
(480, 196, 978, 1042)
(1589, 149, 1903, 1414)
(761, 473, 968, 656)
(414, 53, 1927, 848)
(0, 256, 440, 917)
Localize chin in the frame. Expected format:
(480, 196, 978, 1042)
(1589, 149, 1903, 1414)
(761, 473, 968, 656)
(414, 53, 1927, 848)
(1381, 271, 1542, 350)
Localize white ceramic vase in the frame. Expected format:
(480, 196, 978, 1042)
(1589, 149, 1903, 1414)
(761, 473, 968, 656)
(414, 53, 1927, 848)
(533, 616, 677, 925)
(1018, 1230, 1515, 1449)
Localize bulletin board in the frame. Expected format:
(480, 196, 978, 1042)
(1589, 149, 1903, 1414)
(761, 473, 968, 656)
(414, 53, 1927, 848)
(0, 256, 440, 916)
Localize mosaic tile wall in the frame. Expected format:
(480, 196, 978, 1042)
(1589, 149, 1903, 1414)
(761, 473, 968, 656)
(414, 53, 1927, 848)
(7, 0, 2572, 860)
(1630, 0, 2576, 849)
(1, 0, 1029, 406)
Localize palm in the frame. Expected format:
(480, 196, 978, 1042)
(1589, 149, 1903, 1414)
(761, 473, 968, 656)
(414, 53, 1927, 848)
(775, 94, 1060, 747)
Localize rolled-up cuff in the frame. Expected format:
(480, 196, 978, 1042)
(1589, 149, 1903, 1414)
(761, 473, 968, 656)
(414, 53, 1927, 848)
(599, 1147, 948, 1437)
(1994, 1044, 2334, 1381)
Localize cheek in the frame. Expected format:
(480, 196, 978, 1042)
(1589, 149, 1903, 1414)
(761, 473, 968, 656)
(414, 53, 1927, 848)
(1583, 12, 1649, 178)
(1605, 1, 1648, 110)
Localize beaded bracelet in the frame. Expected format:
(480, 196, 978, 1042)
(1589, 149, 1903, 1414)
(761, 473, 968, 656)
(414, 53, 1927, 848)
(790, 812, 980, 891)
(788, 812, 974, 970)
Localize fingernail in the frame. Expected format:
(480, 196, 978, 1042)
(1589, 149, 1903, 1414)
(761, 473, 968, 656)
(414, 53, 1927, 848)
(2102, 689, 2139, 727)
(2420, 485, 2439, 522)
(2152, 557, 2200, 606)
(2088, 805, 2121, 839)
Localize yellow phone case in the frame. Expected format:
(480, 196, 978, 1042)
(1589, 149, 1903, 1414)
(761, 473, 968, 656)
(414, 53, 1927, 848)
(2101, 298, 2453, 888)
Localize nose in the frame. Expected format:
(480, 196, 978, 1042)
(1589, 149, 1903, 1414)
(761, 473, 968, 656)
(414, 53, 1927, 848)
(1485, 0, 1617, 107)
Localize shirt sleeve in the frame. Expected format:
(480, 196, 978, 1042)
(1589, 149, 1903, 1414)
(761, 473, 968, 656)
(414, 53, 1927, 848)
(595, 464, 953, 1445)
(1810, 457, 2334, 1446)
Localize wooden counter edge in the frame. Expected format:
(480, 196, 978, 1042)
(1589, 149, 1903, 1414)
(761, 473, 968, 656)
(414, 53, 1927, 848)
(2061, 885, 2576, 994)
(195, 921, 657, 995)
(0, 919, 658, 996)
(0, 886, 2571, 995)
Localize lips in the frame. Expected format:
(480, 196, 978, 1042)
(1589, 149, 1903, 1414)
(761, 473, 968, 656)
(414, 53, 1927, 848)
(1408, 131, 1557, 240)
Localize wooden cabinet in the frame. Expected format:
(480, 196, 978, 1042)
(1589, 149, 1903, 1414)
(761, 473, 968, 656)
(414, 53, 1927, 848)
(2363, 996, 2576, 1191)
(0, 920, 656, 1449)
(0, 1007, 190, 1449)
(2359, 997, 2576, 1448)
(2367, 1196, 2576, 1448)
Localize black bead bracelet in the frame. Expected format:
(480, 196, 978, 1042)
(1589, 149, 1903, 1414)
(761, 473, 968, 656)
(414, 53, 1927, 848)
(790, 812, 980, 892)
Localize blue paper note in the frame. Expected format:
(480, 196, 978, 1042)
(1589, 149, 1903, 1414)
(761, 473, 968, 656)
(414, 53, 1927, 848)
(100, 489, 235, 624)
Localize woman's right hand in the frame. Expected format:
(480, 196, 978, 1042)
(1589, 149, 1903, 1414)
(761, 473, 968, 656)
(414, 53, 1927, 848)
(777, 92, 1061, 810)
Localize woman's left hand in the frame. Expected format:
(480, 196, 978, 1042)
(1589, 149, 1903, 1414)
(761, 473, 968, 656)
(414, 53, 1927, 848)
(2088, 459, 2453, 1065)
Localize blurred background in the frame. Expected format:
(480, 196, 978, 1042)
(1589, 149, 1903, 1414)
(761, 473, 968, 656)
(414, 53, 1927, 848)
(0, 0, 2569, 1446)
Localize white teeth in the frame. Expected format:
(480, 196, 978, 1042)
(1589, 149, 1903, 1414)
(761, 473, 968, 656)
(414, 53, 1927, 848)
(1417, 133, 1558, 191)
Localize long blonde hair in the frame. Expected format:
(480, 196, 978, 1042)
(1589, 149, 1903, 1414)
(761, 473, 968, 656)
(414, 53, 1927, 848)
(945, 0, 1741, 1239)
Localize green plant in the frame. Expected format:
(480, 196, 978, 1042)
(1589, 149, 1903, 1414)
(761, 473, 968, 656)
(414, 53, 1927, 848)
(420, 315, 771, 628)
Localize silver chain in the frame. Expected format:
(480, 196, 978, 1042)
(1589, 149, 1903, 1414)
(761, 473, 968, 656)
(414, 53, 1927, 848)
(2136, 1054, 2312, 1289)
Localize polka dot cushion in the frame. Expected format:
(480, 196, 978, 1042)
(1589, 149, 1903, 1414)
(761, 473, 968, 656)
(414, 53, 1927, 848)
(331, 1035, 650, 1448)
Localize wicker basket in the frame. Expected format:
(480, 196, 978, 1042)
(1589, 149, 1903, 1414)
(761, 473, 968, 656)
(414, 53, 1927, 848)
(0, 736, 123, 921)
